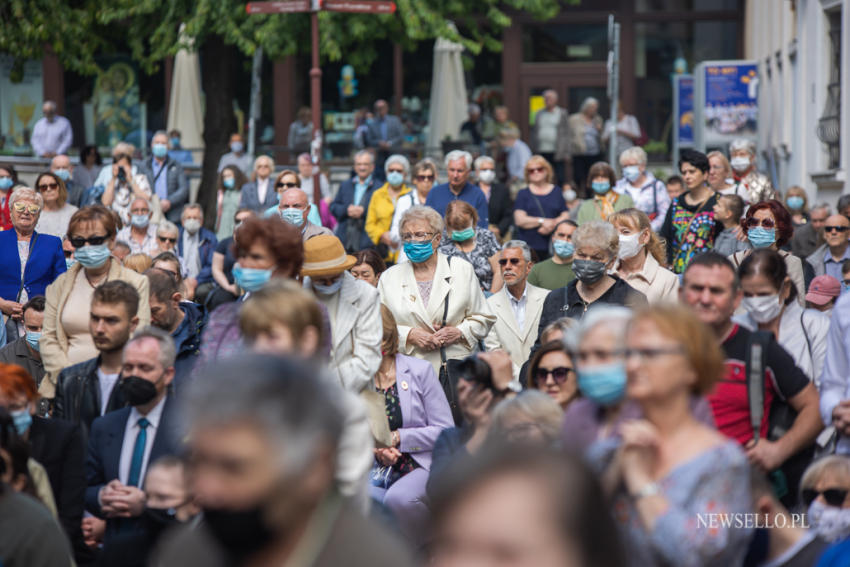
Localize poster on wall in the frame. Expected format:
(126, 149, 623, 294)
(694, 60, 759, 151)
(90, 59, 141, 148)
(671, 74, 693, 168)
(0, 56, 43, 153)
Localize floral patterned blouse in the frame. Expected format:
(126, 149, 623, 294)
(659, 191, 722, 274)
(380, 382, 418, 477)
(438, 227, 501, 291)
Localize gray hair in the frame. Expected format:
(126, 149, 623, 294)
(542, 89, 558, 100)
(541, 317, 579, 348)
(152, 130, 169, 140)
(619, 146, 647, 167)
(181, 203, 204, 219)
(500, 126, 520, 139)
(353, 149, 374, 164)
(384, 154, 410, 174)
(9, 187, 43, 210)
(399, 205, 444, 239)
(43, 100, 57, 112)
(113, 240, 131, 252)
(444, 150, 473, 170)
(800, 455, 850, 491)
(156, 220, 180, 236)
(811, 202, 833, 215)
(127, 326, 177, 369)
(474, 155, 495, 170)
(572, 220, 619, 260)
(580, 97, 599, 112)
(729, 138, 756, 155)
(502, 240, 532, 262)
(468, 103, 481, 115)
(184, 355, 345, 477)
(254, 155, 275, 170)
(569, 305, 633, 353)
(490, 390, 564, 442)
(838, 195, 850, 213)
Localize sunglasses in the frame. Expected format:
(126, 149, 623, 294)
(745, 217, 776, 229)
(802, 488, 848, 508)
(498, 258, 522, 266)
(69, 235, 108, 248)
(158, 236, 178, 244)
(38, 182, 59, 191)
(13, 202, 40, 215)
(825, 226, 849, 233)
(527, 167, 546, 174)
(276, 181, 299, 189)
(534, 366, 572, 387)
(416, 175, 435, 181)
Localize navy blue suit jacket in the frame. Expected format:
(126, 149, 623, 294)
(177, 227, 217, 285)
(85, 395, 182, 525)
(331, 176, 381, 252)
(0, 229, 65, 302)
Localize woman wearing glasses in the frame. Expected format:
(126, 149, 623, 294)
(0, 188, 65, 342)
(263, 169, 323, 227)
(799, 455, 850, 543)
(34, 172, 78, 239)
(390, 159, 436, 263)
(527, 341, 578, 410)
(40, 205, 151, 396)
(728, 199, 805, 304)
(512, 155, 570, 261)
(600, 304, 752, 567)
(378, 205, 495, 374)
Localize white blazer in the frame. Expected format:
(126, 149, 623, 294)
(318, 272, 383, 393)
(484, 283, 548, 383)
(378, 252, 496, 373)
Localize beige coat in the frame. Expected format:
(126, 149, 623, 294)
(483, 283, 548, 384)
(378, 252, 496, 374)
(40, 260, 151, 398)
(614, 254, 679, 305)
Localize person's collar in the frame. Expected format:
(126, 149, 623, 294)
(132, 391, 168, 421)
(356, 174, 372, 185)
(506, 281, 528, 302)
(826, 242, 850, 259)
(449, 182, 468, 196)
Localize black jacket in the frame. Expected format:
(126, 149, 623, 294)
(484, 182, 514, 238)
(330, 176, 381, 253)
(537, 276, 648, 333)
(53, 356, 125, 439)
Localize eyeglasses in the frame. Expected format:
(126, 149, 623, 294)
(276, 181, 299, 189)
(37, 182, 59, 191)
(416, 175, 435, 181)
(534, 366, 573, 387)
(158, 236, 177, 244)
(802, 488, 849, 508)
(745, 217, 776, 229)
(824, 226, 849, 233)
(12, 202, 40, 215)
(527, 167, 546, 174)
(69, 235, 109, 248)
(623, 347, 685, 361)
(498, 258, 522, 266)
(401, 231, 435, 242)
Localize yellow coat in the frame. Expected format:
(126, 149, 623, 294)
(365, 183, 411, 263)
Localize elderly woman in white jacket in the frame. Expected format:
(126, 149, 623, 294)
(378, 205, 496, 373)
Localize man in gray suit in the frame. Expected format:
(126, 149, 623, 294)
(365, 99, 404, 182)
(238, 155, 278, 213)
(138, 131, 189, 224)
(530, 89, 570, 186)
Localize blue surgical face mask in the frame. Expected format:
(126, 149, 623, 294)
(170, 137, 181, 148)
(25, 331, 41, 352)
(53, 169, 71, 181)
(553, 239, 574, 258)
(844, 283, 850, 294)
(152, 143, 168, 158)
(230, 141, 244, 153)
(786, 196, 804, 210)
(0, 177, 13, 190)
(622, 165, 641, 183)
(130, 214, 150, 228)
(223, 178, 236, 189)
(11, 409, 32, 435)
(748, 226, 776, 248)
(232, 263, 274, 293)
(576, 362, 627, 406)
(280, 207, 304, 226)
(591, 181, 611, 195)
(386, 171, 405, 187)
(403, 240, 435, 263)
(313, 277, 343, 296)
(66, 257, 77, 270)
(451, 227, 475, 242)
(74, 244, 111, 268)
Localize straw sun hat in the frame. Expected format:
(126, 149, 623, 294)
(301, 234, 357, 278)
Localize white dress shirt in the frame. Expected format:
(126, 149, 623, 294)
(117, 223, 160, 257)
(182, 231, 201, 279)
(256, 177, 270, 205)
(505, 284, 529, 333)
(30, 115, 73, 156)
(118, 395, 167, 487)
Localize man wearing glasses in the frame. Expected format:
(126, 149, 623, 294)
(806, 214, 850, 281)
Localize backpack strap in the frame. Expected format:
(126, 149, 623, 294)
(746, 330, 772, 443)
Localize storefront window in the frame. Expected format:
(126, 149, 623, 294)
(636, 0, 740, 11)
(522, 24, 608, 63)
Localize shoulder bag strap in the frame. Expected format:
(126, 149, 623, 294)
(746, 330, 771, 443)
(681, 195, 711, 240)
(440, 256, 452, 367)
(800, 310, 814, 368)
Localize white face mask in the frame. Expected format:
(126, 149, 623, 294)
(477, 170, 496, 184)
(563, 189, 577, 202)
(730, 156, 751, 173)
(741, 294, 783, 323)
(617, 232, 644, 260)
(808, 500, 850, 542)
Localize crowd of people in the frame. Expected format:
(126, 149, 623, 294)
(4, 106, 850, 567)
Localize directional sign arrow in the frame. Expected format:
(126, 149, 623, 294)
(246, 1, 311, 13)
(323, 0, 396, 13)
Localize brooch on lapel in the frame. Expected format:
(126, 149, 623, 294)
(400, 381, 409, 391)
(409, 294, 416, 303)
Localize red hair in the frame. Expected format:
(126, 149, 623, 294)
(0, 363, 38, 402)
(741, 199, 794, 247)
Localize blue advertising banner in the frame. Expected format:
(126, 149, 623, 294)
(676, 76, 694, 145)
(700, 62, 758, 148)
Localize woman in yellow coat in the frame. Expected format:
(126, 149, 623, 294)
(365, 154, 412, 263)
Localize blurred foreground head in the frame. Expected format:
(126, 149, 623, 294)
(429, 445, 624, 567)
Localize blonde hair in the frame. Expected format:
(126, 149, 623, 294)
(490, 390, 564, 443)
(123, 253, 152, 274)
(608, 208, 666, 265)
(239, 279, 325, 347)
(524, 155, 554, 184)
(707, 151, 732, 177)
(800, 456, 850, 492)
(445, 200, 479, 230)
(380, 305, 399, 357)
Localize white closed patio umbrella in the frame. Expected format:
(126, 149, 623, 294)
(426, 30, 468, 156)
(167, 24, 204, 165)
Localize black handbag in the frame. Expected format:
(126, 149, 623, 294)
(437, 257, 464, 425)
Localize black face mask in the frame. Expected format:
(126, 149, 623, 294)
(141, 506, 181, 539)
(120, 376, 159, 406)
(203, 506, 276, 562)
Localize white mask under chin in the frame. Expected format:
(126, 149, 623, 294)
(741, 294, 783, 323)
(808, 500, 850, 542)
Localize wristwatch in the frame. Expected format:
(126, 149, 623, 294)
(632, 481, 661, 500)
(538, 217, 544, 226)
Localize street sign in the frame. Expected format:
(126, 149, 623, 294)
(323, 0, 396, 13)
(246, 1, 310, 14)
